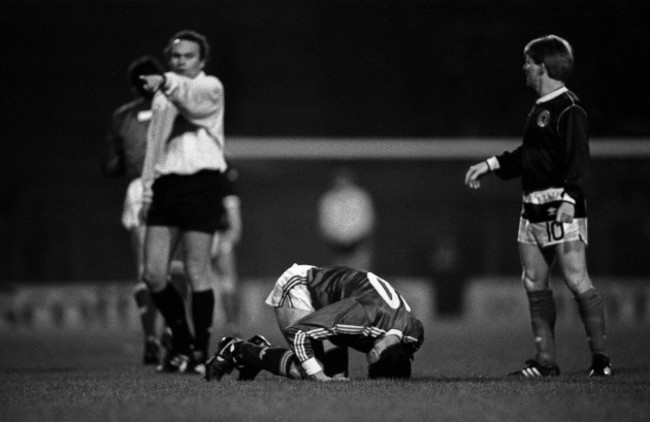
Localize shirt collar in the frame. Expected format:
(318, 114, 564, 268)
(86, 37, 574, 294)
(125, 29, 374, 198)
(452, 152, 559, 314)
(536, 86, 568, 104)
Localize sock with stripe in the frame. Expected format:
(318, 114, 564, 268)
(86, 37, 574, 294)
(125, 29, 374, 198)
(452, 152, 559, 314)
(238, 343, 299, 378)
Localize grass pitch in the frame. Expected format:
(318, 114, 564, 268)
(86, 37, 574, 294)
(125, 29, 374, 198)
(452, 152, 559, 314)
(1, 320, 648, 422)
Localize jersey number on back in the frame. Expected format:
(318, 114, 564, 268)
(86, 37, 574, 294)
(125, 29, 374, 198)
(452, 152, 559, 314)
(367, 272, 411, 312)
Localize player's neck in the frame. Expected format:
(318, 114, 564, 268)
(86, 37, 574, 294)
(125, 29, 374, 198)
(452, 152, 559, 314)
(537, 79, 565, 98)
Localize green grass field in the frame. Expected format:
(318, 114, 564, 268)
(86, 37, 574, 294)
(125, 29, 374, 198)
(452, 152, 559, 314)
(1, 319, 648, 422)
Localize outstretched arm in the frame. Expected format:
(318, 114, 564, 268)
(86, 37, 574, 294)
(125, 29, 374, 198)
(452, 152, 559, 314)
(464, 160, 491, 189)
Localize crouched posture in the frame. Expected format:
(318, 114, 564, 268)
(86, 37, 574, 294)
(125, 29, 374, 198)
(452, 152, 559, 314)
(205, 264, 424, 381)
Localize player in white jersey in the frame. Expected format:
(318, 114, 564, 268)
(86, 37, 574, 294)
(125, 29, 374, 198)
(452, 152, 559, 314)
(139, 30, 228, 374)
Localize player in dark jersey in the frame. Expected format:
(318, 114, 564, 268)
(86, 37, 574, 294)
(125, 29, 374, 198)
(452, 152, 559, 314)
(465, 35, 611, 377)
(103, 55, 171, 365)
(204, 265, 424, 381)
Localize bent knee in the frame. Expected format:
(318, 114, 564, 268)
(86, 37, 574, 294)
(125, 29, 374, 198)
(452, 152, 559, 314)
(521, 272, 550, 292)
(142, 268, 168, 292)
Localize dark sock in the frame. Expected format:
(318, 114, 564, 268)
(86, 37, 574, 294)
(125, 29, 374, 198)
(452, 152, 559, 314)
(321, 346, 349, 377)
(575, 288, 607, 355)
(150, 283, 193, 355)
(134, 284, 157, 339)
(191, 289, 215, 360)
(528, 289, 557, 366)
(238, 343, 297, 378)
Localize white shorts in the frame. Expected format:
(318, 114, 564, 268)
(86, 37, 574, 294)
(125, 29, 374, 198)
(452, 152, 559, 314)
(121, 178, 143, 230)
(264, 263, 316, 312)
(517, 217, 588, 248)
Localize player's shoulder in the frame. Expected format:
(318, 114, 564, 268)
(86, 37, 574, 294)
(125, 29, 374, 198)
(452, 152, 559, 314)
(546, 89, 586, 119)
(199, 73, 224, 90)
(557, 90, 587, 117)
(113, 98, 148, 119)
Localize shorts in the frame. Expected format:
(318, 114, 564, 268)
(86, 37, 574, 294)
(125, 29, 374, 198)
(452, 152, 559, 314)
(122, 178, 144, 230)
(265, 263, 316, 311)
(517, 217, 588, 248)
(147, 170, 226, 233)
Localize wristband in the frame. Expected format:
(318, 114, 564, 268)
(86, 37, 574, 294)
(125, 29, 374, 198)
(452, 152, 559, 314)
(301, 357, 323, 376)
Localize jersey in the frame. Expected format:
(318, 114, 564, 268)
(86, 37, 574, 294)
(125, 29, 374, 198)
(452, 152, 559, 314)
(494, 87, 590, 223)
(282, 266, 424, 364)
(105, 97, 152, 181)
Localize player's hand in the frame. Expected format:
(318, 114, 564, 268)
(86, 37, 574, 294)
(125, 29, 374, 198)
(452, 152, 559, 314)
(464, 161, 490, 189)
(139, 202, 151, 224)
(555, 201, 575, 223)
(367, 334, 401, 364)
(139, 74, 165, 92)
(308, 371, 348, 382)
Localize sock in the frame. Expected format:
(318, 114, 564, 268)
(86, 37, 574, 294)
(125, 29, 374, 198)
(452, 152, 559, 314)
(150, 283, 194, 355)
(238, 343, 297, 378)
(134, 283, 157, 339)
(321, 346, 349, 377)
(527, 289, 557, 366)
(191, 289, 215, 360)
(575, 288, 607, 355)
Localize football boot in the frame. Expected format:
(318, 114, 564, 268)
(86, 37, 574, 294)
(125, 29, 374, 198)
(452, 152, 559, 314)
(143, 337, 162, 365)
(205, 337, 242, 381)
(157, 352, 191, 373)
(587, 353, 613, 377)
(237, 335, 272, 381)
(508, 359, 560, 377)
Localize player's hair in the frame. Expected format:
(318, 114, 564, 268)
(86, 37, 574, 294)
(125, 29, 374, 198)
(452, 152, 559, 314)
(367, 344, 412, 379)
(164, 29, 211, 62)
(127, 55, 164, 98)
(524, 35, 574, 82)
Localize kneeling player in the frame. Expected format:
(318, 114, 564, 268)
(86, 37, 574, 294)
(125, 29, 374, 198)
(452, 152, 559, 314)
(205, 264, 424, 381)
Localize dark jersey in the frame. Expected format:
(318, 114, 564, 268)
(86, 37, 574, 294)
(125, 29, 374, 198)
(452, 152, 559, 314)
(285, 267, 423, 363)
(306, 266, 379, 309)
(104, 98, 152, 180)
(495, 88, 590, 221)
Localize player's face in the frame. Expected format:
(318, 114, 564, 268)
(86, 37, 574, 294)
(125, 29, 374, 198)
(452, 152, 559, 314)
(169, 39, 205, 78)
(523, 55, 543, 89)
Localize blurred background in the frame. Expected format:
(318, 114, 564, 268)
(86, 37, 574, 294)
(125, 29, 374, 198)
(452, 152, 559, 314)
(1, 0, 649, 329)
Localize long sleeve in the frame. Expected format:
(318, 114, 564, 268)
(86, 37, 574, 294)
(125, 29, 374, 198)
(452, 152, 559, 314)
(161, 72, 225, 149)
(140, 92, 178, 202)
(494, 145, 523, 180)
(558, 105, 590, 202)
(284, 298, 369, 364)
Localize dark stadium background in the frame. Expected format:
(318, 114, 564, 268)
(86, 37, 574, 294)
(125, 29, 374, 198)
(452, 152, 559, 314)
(2, 0, 650, 282)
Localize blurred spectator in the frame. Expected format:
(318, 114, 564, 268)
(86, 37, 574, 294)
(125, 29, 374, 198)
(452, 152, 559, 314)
(317, 168, 376, 270)
(428, 235, 467, 318)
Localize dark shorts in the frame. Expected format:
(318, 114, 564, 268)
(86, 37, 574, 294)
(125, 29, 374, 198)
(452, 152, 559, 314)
(147, 170, 227, 233)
